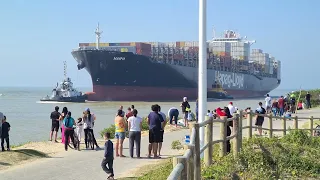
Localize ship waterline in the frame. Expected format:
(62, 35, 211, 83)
(86, 85, 269, 101)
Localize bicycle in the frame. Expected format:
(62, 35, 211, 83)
(314, 123, 320, 137)
(87, 130, 95, 150)
(68, 127, 80, 151)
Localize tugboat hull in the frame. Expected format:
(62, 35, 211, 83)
(40, 95, 87, 103)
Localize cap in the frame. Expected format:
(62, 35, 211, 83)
(85, 108, 90, 112)
(229, 102, 233, 105)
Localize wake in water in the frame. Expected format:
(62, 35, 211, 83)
(36, 101, 69, 104)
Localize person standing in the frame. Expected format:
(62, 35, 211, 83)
(127, 109, 142, 158)
(158, 105, 166, 157)
(195, 99, 198, 121)
(83, 108, 100, 150)
(180, 97, 190, 127)
(255, 102, 266, 136)
(59, 107, 68, 143)
(114, 110, 126, 157)
(278, 96, 285, 116)
(50, 106, 60, 142)
(126, 107, 133, 119)
(63, 111, 76, 151)
(305, 92, 312, 109)
(227, 102, 236, 115)
(118, 106, 125, 117)
(101, 132, 114, 180)
(147, 105, 164, 158)
(168, 107, 179, 127)
(0, 112, 3, 141)
(265, 94, 272, 113)
(1, 115, 11, 151)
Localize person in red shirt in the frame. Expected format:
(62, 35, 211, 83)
(126, 107, 133, 119)
(278, 96, 285, 116)
(216, 107, 231, 153)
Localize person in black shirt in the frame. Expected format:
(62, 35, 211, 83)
(1, 115, 11, 151)
(180, 97, 190, 127)
(50, 106, 61, 142)
(101, 132, 114, 179)
(305, 92, 312, 109)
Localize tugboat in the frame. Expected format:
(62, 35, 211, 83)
(40, 61, 87, 103)
(207, 81, 234, 100)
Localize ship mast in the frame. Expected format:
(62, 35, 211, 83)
(63, 60, 67, 79)
(95, 23, 103, 50)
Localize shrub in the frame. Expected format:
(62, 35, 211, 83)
(202, 130, 320, 179)
(100, 124, 115, 139)
(171, 140, 183, 150)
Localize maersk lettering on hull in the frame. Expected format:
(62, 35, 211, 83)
(71, 50, 280, 101)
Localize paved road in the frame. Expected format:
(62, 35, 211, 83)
(0, 128, 190, 180)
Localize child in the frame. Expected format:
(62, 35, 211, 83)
(1, 116, 11, 151)
(76, 118, 84, 143)
(101, 132, 114, 180)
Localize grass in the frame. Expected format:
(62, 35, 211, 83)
(0, 149, 49, 170)
(202, 130, 320, 179)
(301, 119, 320, 129)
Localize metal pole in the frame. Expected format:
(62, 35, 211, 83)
(198, 0, 207, 153)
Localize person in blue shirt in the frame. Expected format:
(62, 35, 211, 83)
(63, 111, 76, 151)
(147, 104, 164, 158)
(101, 132, 114, 179)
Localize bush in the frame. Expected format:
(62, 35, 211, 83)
(100, 124, 116, 139)
(202, 130, 320, 179)
(292, 89, 320, 107)
(171, 140, 183, 150)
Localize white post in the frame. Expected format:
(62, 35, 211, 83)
(198, 0, 207, 155)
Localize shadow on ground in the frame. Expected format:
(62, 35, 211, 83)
(0, 149, 50, 170)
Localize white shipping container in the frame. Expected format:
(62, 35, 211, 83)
(269, 67, 274, 74)
(164, 42, 176, 47)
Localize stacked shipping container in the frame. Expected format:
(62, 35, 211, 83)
(250, 50, 271, 74)
(230, 42, 250, 61)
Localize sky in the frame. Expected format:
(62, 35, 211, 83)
(0, 0, 319, 90)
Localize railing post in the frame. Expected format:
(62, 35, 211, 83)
(310, 116, 314, 136)
(172, 157, 179, 180)
(233, 114, 240, 158)
(238, 111, 243, 151)
(247, 110, 253, 138)
(220, 116, 227, 157)
(187, 144, 195, 180)
(268, 114, 273, 138)
(177, 156, 187, 180)
(204, 117, 213, 167)
(294, 116, 298, 129)
(283, 116, 286, 136)
(193, 123, 201, 180)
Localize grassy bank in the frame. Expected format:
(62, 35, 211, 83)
(127, 130, 320, 179)
(202, 130, 320, 179)
(292, 89, 320, 107)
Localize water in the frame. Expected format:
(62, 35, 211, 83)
(0, 87, 291, 145)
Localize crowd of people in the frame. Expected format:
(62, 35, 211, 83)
(49, 106, 100, 151)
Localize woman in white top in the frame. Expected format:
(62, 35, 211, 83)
(127, 109, 142, 158)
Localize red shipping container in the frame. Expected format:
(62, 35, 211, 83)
(120, 43, 130, 46)
(173, 54, 184, 60)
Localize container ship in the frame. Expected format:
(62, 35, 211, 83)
(71, 25, 281, 101)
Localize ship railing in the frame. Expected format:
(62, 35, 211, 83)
(167, 111, 318, 180)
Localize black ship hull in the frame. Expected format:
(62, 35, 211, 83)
(71, 50, 279, 101)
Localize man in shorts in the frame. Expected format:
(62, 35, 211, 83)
(157, 105, 166, 156)
(255, 102, 266, 136)
(50, 106, 60, 142)
(147, 104, 164, 158)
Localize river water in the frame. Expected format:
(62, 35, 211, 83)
(0, 87, 291, 145)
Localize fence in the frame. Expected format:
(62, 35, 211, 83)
(167, 110, 318, 180)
